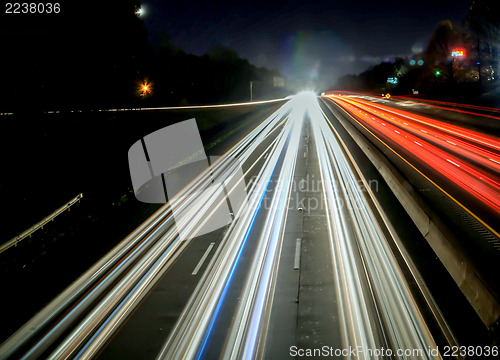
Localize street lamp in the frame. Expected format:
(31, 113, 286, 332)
(137, 79, 153, 97)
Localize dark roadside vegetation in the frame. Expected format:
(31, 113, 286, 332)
(0, 0, 287, 114)
(334, 0, 500, 107)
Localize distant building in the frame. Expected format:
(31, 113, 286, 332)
(273, 76, 285, 88)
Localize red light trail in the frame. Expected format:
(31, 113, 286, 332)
(325, 94, 500, 214)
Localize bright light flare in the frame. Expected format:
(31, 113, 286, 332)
(135, 6, 144, 17)
(137, 79, 153, 97)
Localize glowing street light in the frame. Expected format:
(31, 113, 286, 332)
(135, 6, 144, 17)
(451, 49, 465, 57)
(137, 79, 153, 97)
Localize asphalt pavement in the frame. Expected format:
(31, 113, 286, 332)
(4, 94, 495, 359)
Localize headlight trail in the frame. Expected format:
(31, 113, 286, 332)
(224, 93, 306, 360)
(11, 93, 446, 360)
(42, 100, 295, 360)
(157, 94, 305, 360)
(158, 92, 439, 359)
(309, 95, 437, 359)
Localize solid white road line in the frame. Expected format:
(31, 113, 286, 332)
(294, 238, 301, 270)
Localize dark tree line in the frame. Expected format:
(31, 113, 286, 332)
(334, 0, 500, 105)
(336, 59, 406, 93)
(0, 1, 284, 113)
(147, 42, 284, 106)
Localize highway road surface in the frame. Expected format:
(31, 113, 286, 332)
(1, 92, 499, 359)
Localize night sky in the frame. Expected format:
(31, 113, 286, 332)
(141, 0, 471, 88)
(0, 0, 473, 96)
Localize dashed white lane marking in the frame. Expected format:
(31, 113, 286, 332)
(192, 243, 215, 275)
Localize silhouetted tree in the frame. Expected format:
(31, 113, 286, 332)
(465, 0, 500, 84)
(335, 59, 405, 93)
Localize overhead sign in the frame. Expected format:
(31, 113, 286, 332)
(387, 77, 398, 84)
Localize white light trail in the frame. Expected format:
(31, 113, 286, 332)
(309, 97, 437, 359)
(45, 92, 440, 360)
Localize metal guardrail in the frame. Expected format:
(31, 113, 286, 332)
(0, 193, 83, 254)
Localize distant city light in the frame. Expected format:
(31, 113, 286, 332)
(435, 70, 441, 76)
(417, 59, 424, 66)
(409, 59, 416, 66)
(451, 49, 465, 57)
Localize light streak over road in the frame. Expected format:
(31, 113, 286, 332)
(158, 92, 438, 359)
(326, 94, 500, 222)
(3, 93, 446, 360)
